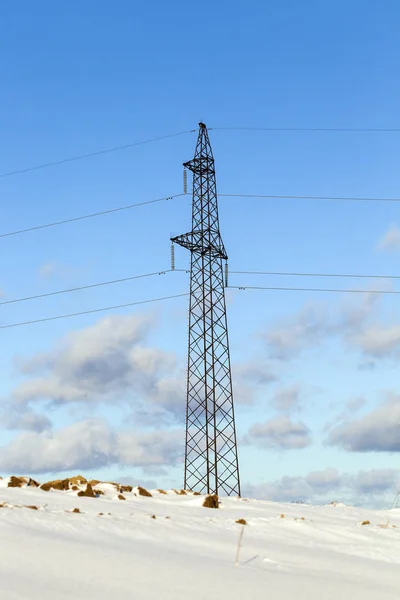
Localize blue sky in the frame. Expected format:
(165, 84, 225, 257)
(0, 1, 400, 506)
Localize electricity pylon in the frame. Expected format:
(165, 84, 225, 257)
(172, 122, 241, 496)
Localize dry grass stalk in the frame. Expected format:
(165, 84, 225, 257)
(235, 524, 245, 566)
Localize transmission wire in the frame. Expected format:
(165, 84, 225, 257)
(0, 130, 196, 178)
(228, 285, 400, 295)
(219, 193, 400, 203)
(0, 194, 184, 239)
(211, 126, 400, 132)
(0, 293, 189, 330)
(230, 270, 400, 280)
(0, 269, 188, 307)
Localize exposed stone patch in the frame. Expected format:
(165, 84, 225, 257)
(40, 479, 70, 492)
(27, 478, 40, 487)
(202, 494, 219, 509)
(69, 475, 87, 486)
(137, 486, 152, 497)
(8, 476, 26, 488)
(77, 484, 95, 498)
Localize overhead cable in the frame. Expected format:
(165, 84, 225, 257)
(0, 293, 189, 330)
(230, 270, 400, 280)
(211, 126, 400, 133)
(219, 193, 400, 203)
(0, 130, 196, 178)
(0, 194, 184, 239)
(0, 269, 187, 307)
(228, 285, 400, 295)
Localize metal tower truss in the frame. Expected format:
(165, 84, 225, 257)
(172, 122, 241, 497)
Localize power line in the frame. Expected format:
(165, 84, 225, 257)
(0, 130, 196, 179)
(4, 266, 398, 310)
(212, 126, 400, 133)
(0, 269, 188, 307)
(228, 285, 400, 295)
(230, 270, 400, 280)
(3, 190, 400, 242)
(219, 193, 400, 203)
(0, 293, 189, 330)
(0, 194, 184, 239)
(2, 126, 396, 181)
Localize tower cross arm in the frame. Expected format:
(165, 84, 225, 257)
(171, 231, 228, 260)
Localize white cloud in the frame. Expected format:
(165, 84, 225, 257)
(38, 262, 57, 279)
(348, 324, 400, 359)
(232, 361, 277, 405)
(0, 419, 184, 474)
(12, 313, 184, 423)
(245, 467, 400, 506)
(244, 415, 312, 450)
(327, 394, 400, 452)
(262, 291, 400, 363)
(270, 384, 302, 411)
(305, 467, 341, 492)
(263, 295, 375, 360)
(0, 405, 52, 432)
(264, 304, 330, 360)
(377, 225, 400, 252)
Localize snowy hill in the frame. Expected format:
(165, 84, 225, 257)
(1, 476, 399, 599)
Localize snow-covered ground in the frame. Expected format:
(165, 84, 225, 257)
(0, 477, 399, 599)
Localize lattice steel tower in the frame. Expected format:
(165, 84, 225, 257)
(172, 122, 241, 496)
